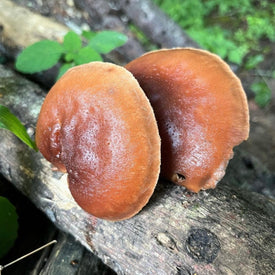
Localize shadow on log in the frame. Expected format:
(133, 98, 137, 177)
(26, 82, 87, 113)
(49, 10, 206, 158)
(0, 64, 274, 274)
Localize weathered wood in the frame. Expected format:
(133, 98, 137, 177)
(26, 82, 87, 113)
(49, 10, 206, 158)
(114, 0, 199, 48)
(0, 0, 200, 91)
(0, 0, 68, 53)
(0, 64, 274, 274)
(75, 0, 199, 49)
(1, 0, 199, 63)
(0, 0, 145, 88)
(39, 232, 115, 275)
(0, 0, 145, 64)
(0, 175, 113, 274)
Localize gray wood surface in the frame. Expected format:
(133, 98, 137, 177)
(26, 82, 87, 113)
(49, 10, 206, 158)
(38, 232, 115, 275)
(0, 174, 113, 275)
(0, 64, 274, 274)
(0, 0, 68, 53)
(76, 0, 199, 49)
(1, 0, 198, 63)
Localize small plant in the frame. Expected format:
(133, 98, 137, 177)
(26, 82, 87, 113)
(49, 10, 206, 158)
(2, 30, 128, 152)
(153, 0, 275, 68)
(251, 79, 271, 108)
(129, 24, 158, 52)
(15, 30, 128, 79)
(0, 105, 37, 151)
(153, 0, 274, 107)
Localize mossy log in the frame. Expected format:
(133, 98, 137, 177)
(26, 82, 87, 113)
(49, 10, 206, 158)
(0, 64, 274, 274)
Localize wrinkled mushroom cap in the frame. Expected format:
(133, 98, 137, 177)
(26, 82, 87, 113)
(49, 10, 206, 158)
(36, 62, 161, 220)
(126, 48, 249, 192)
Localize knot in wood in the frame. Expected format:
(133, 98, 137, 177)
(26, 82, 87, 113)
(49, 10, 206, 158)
(70, 259, 79, 266)
(185, 228, 220, 263)
(156, 232, 177, 251)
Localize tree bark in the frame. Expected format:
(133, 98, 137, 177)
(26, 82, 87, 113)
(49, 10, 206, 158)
(0, 64, 274, 274)
(0, 0, 145, 64)
(1, 0, 199, 63)
(115, 0, 200, 48)
(75, 0, 199, 49)
(0, 0, 68, 55)
(0, 0, 145, 87)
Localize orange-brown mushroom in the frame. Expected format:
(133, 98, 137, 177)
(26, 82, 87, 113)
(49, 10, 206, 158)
(36, 62, 161, 221)
(126, 48, 249, 192)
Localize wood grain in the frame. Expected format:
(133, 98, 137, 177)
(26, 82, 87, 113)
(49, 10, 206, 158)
(0, 0, 68, 51)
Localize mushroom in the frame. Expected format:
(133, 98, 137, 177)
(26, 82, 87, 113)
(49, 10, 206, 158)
(126, 48, 249, 192)
(36, 62, 161, 220)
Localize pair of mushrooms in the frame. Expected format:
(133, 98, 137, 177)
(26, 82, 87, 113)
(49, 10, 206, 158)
(36, 48, 249, 221)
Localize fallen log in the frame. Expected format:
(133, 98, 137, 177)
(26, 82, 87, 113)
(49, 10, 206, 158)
(75, 0, 199, 49)
(0, 0, 145, 88)
(1, 0, 199, 64)
(0, 0, 68, 55)
(0, 174, 114, 274)
(115, 0, 199, 48)
(39, 232, 116, 275)
(0, 64, 274, 274)
(0, 0, 145, 64)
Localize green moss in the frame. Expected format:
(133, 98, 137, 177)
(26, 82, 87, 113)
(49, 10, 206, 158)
(153, 0, 275, 68)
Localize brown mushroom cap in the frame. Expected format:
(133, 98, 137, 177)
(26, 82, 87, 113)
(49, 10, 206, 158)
(126, 48, 249, 192)
(36, 62, 161, 220)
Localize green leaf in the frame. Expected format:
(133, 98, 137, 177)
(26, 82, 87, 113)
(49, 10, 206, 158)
(0, 105, 38, 151)
(15, 40, 63, 73)
(245, 54, 264, 70)
(64, 52, 76, 62)
(251, 80, 271, 108)
(88, 31, 128, 54)
(57, 63, 75, 80)
(228, 45, 248, 65)
(0, 196, 18, 259)
(82, 30, 96, 40)
(63, 31, 82, 53)
(74, 47, 103, 65)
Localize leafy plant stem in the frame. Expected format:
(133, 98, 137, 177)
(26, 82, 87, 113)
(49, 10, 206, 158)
(0, 105, 37, 151)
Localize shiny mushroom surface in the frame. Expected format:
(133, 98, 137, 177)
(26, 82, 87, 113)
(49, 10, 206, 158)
(126, 48, 249, 192)
(36, 62, 161, 220)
